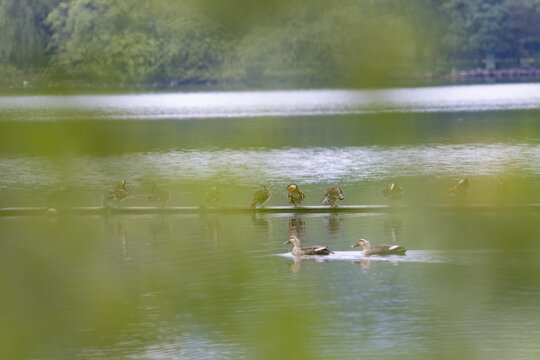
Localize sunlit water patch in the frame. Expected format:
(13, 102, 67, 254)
(2, 83, 540, 120)
(277, 250, 446, 264)
(1, 144, 538, 190)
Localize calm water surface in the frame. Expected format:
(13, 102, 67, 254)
(1, 84, 540, 359)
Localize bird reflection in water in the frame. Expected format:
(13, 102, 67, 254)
(103, 218, 129, 260)
(290, 255, 329, 273)
(353, 259, 371, 272)
(384, 215, 403, 243)
(287, 215, 305, 238)
(251, 213, 270, 234)
(324, 213, 343, 239)
(149, 216, 171, 236)
(205, 216, 223, 244)
(116, 222, 128, 259)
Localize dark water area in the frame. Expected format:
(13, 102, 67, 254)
(1, 84, 539, 359)
(1, 213, 539, 359)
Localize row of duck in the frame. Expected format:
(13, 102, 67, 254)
(105, 178, 473, 207)
(284, 235, 406, 257)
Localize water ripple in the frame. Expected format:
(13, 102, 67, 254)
(2, 84, 540, 120)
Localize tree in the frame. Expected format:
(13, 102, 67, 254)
(0, 0, 60, 70)
(504, 0, 540, 60)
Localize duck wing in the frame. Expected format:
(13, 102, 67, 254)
(300, 245, 333, 255)
(371, 244, 407, 255)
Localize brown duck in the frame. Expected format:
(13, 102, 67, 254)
(448, 177, 469, 199)
(283, 235, 333, 256)
(251, 185, 271, 208)
(382, 182, 404, 200)
(351, 238, 406, 256)
(106, 179, 128, 202)
(286, 183, 305, 207)
(148, 183, 170, 208)
(321, 186, 344, 207)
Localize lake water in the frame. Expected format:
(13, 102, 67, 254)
(1, 83, 539, 359)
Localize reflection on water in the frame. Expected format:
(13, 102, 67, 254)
(324, 214, 344, 239)
(1, 143, 538, 206)
(1, 212, 539, 359)
(1, 84, 540, 359)
(2, 144, 538, 186)
(2, 84, 540, 120)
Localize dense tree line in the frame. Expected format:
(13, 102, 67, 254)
(1, 0, 540, 86)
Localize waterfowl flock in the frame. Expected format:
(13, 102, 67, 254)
(43, 176, 494, 213)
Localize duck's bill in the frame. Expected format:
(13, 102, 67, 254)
(283, 240, 291, 245)
(351, 244, 359, 248)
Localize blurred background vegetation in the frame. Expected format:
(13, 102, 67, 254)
(2, 0, 540, 89)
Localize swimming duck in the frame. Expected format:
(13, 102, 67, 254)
(351, 238, 406, 256)
(205, 185, 224, 206)
(148, 183, 170, 208)
(286, 183, 305, 207)
(251, 185, 271, 208)
(283, 235, 333, 256)
(106, 179, 128, 203)
(382, 182, 404, 200)
(448, 177, 469, 200)
(321, 186, 344, 207)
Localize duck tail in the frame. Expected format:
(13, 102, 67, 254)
(321, 195, 329, 205)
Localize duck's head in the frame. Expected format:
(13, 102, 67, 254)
(117, 179, 127, 190)
(458, 178, 470, 189)
(283, 235, 300, 246)
(286, 184, 298, 193)
(351, 238, 370, 248)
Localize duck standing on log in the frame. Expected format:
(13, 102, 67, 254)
(251, 185, 271, 208)
(283, 235, 333, 256)
(148, 183, 170, 208)
(382, 182, 404, 201)
(205, 185, 224, 206)
(448, 177, 469, 201)
(105, 179, 128, 205)
(351, 238, 406, 256)
(321, 186, 344, 207)
(286, 183, 305, 207)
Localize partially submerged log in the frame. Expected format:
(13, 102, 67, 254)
(1, 204, 539, 216)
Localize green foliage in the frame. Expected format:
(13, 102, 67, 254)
(2, 0, 540, 86)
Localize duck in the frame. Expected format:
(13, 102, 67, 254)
(148, 183, 170, 208)
(205, 185, 224, 206)
(321, 186, 344, 207)
(448, 177, 469, 194)
(283, 235, 333, 256)
(351, 238, 406, 256)
(251, 185, 271, 208)
(106, 179, 128, 203)
(448, 177, 469, 200)
(382, 182, 404, 200)
(286, 183, 305, 207)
